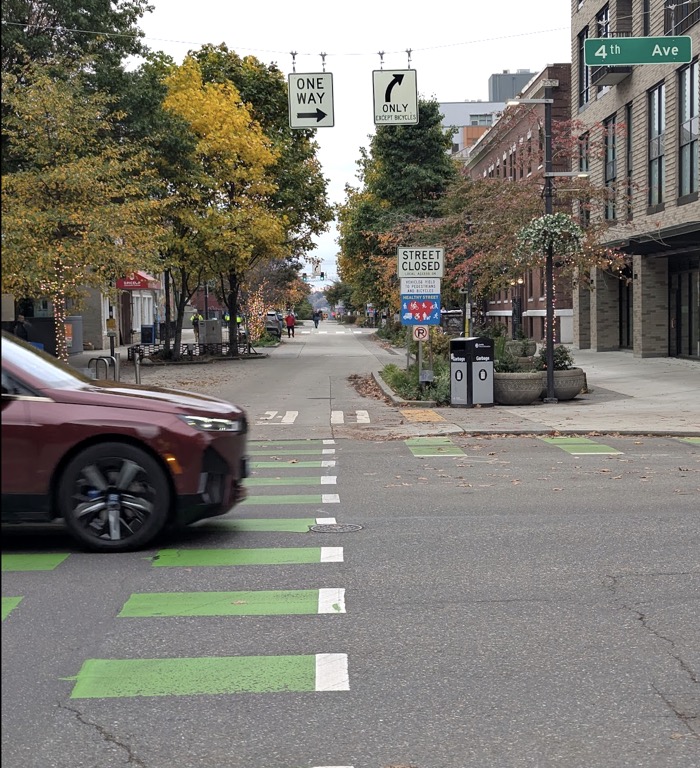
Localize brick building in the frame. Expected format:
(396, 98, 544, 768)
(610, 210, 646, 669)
(462, 64, 575, 343)
(571, 0, 699, 358)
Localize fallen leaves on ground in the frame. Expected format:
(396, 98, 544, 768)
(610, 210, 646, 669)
(348, 373, 390, 402)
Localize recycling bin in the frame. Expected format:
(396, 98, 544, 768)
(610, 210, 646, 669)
(450, 336, 494, 407)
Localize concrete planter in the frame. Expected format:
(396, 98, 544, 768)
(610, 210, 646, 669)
(540, 367, 587, 401)
(493, 371, 545, 405)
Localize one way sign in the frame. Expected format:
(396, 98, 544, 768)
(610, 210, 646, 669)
(288, 72, 334, 129)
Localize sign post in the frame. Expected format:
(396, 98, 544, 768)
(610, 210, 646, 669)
(584, 36, 692, 66)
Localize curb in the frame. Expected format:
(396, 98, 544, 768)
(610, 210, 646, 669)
(371, 371, 437, 407)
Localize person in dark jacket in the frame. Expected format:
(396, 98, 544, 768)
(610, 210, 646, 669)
(13, 315, 31, 341)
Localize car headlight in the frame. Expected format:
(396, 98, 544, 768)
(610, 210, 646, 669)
(178, 415, 244, 433)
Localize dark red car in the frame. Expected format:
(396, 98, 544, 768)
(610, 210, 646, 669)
(1, 333, 248, 552)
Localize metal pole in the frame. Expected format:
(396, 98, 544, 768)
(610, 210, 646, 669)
(543, 86, 557, 403)
(204, 282, 209, 320)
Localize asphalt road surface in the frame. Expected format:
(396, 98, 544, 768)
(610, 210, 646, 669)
(2, 323, 698, 768)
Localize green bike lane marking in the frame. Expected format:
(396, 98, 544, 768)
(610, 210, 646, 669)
(2, 597, 23, 620)
(119, 588, 346, 617)
(241, 493, 340, 506)
(152, 547, 343, 567)
(539, 437, 622, 455)
(248, 439, 336, 447)
(405, 437, 466, 457)
(244, 475, 336, 486)
(67, 653, 349, 698)
(202, 516, 337, 533)
(678, 437, 700, 445)
(251, 460, 336, 468)
(248, 449, 336, 456)
(2, 553, 71, 572)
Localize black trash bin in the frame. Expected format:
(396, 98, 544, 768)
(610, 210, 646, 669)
(141, 324, 155, 344)
(450, 336, 494, 407)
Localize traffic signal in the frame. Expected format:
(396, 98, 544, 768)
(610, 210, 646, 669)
(302, 273, 308, 280)
(320, 272, 325, 280)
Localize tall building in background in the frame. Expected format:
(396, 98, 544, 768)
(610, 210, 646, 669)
(488, 69, 535, 101)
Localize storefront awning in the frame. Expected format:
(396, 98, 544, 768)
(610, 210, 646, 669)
(116, 271, 162, 290)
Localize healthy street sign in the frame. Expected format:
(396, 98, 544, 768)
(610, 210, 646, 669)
(584, 36, 692, 66)
(400, 295, 440, 326)
(373, 70, 419, 125)
(397, 247, 444, 278)
(288, 73, 334, 129)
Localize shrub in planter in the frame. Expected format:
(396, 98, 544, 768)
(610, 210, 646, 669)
(534, 345, 586, 400)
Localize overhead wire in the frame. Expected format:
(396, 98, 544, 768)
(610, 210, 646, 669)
(2, 19, 569, 62)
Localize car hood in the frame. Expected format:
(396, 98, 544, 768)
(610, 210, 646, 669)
(44, 381, 243, 417)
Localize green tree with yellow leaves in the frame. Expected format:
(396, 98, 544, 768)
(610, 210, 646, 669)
(1, 60, 164, 360)
(161, 56, 288, 355)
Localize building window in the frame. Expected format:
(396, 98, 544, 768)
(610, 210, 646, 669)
(604, 115, 617, 220)
(665, 1, 700, 35)
(578, 28, 590, 108)
(470, 114, 493, 126)
(648, 83, 666, 207)
(643, 0, 651, 34)
(678, 60, 699, 198)
(597, 4, 610, 37)
(626, 103, 634, 219)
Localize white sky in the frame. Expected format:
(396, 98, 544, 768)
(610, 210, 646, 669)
(137, 1, 572, 282)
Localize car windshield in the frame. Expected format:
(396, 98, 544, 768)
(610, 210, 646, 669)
(1, 333, 91, 389)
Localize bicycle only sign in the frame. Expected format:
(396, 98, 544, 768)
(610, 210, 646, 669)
(584, 36, 692, 66)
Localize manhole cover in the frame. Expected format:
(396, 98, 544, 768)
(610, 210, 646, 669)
(309, 523, 363, 533)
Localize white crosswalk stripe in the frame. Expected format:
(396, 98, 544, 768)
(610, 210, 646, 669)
(256, 410, 372, 425)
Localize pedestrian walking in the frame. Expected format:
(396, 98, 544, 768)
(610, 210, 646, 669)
(12, 314, 31, 341)
(285, 311, 296, 338)
(191, 310, 203, 342)
(313, 310, 320, 329)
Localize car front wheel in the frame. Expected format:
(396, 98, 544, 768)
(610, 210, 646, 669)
(58, 443, 170, 552)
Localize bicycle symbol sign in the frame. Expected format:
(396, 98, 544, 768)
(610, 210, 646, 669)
(413, 325, 429, 341)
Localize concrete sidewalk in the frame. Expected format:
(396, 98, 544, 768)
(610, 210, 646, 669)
(389, 350, 700, 437)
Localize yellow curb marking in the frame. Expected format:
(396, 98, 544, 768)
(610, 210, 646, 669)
(400, 409, 446, 423)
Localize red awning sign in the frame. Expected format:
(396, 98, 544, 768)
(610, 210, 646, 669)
(116, 271, 162, 290)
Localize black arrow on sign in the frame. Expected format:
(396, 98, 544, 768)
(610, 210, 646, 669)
(384, 73, 405, 102)
(296, 108, 327, 122)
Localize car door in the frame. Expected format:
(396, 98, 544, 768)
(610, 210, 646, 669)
(1, 369, 54, 519)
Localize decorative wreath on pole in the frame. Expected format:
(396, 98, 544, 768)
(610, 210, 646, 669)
(515, 213, 584, 263)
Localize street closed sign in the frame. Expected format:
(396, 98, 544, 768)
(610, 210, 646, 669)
(397, 247, 444, 278)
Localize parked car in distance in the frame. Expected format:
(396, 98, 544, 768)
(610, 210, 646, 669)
(265, 311, 284, 338)
(1, 333, 249, 552)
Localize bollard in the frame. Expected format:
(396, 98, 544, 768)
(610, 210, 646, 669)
(134, 354, 141, 385)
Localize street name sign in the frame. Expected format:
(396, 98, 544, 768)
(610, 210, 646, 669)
(400, 294, 441, 326)
(288, 73, 334, 129)
(373, 70, 419, 126)
(584, 36, 692, 66)
(397, 247, 444, 278)
(400, 277, 441, 295)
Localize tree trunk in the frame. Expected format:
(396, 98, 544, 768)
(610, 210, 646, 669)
(227, 271, 240, 358)
(163, 268, 172, 356)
